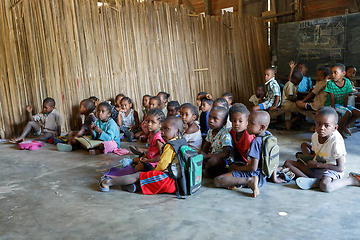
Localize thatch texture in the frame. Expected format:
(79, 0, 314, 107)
(0, 0, 270, 138)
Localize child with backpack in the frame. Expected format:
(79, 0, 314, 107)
(214, 111, 273, 198)
(99, 117, 186, 194)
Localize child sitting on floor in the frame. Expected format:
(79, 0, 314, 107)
(99, 117, 185, 194)
(284, 107, 360, 191)
(118, 97, 139, 142)
(180, 103, 202, 151)
(167, 101, 180, 117)
(249, 84, 265, 106)
(9, 97, 63, 143)
(196, 92, 212, 110)
(200, 106, 233, 177)
(157, 91, 170, 116)
(252, 68, 281, 111)
(149, 96, 162, 110)
(89, 96, 100, 112)
(199, 97, 213, 137)
(345, 65, 357, 90)
(88, 102, 120, 155)
(214, 111, 272, 198)
(132, 108, 166, 172)
(134, 95, 151, 141)
(213, 98, 232, 129)
(227, 104, 255, 167)
(141, 94, 151, 115)
(222, 92, 233, 107)
(57, 99, 96, 151)
(110, 94, 125, 126)
(325, 63, 360, 138)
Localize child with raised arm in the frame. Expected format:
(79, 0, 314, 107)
(88, 102, 120, 155)
(180, 103, 202, 151)
(118, 97, 139, 142)
(200, 106, 233, 177)
(57, 99, 96, 151)
(167, 101, 180, 117)
(99, 117, 186, 194)
(324, 63, 360, 138)
(289, 61, 312, 92)
(222, 92, 233, 107)
(9, 97, 63, 143)
(284, 107, 360, 191)
(252, 68, 281, 111)
(249, 84, 265, 106)
(157, 91, 170, 116)
(214, 111, 272, 198)
(196, 92, 213, 110)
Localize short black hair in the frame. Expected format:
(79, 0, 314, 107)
(115, 94, 125, 100)
(150, 96, 161, 104)
(256, 84, 265, 91)
(180, 103, 199, 117)
(81, 99, 95, 113)
(164, 116, 184, 133)
(43, 97, 55, 107)
(229, 103, 250, 120)
(317, 67, 330, 77)
(121, 97, 132, 104)
(201, 98, 213, 106)
(98, 101, 112, 112)
(211, 106, 228, 122)
(143, 94, 151, 98)
(89, 96, 99, 101)
(297, 62, 307, 68)
(222, 92, 233, 101)
(214, 98, 229, 110)
(147, 108, 165, 123)
(197, 92, 208, 96)
(158, 92, 170, 101)
(265, 67, 275, 73)
(317, 106, 338, 124)
(331, 63, 346, 72)
(292, 69, 303, 81)
(168, 101, 180, 111)
(346, 66, 357, 71)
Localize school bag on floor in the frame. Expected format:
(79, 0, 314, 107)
(261, 133, 280, 177)
(166, 137, 203, 199)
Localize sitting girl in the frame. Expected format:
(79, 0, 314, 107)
(118, 97, 139, 142)
(157, 91, 170, 116)
(110, 94, 125, 125)
(89, 102, 120, 155)
(132, 108, 166, 172)
(180, 103, 202, 151)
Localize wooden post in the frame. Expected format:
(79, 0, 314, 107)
(176, 0, 182, 7)
(182, 0, 196, 13)
(238, 0, 244, 14)
(204, 0, 212, 16)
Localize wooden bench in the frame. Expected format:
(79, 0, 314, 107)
(268, 108, 316, 121)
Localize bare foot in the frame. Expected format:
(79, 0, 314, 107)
(89, 149, 101, 155)
(227, 186, 239, 190)
(345, 127, 352, 136)
(248, 176, 260, 198)
(349, 175, 360, 186)
(285, 121, 292, 131)
(9, 138, 24, 144)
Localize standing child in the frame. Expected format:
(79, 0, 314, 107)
(222, 92, 233, 107)
(325, 63, 360, 138)
(180, 103, 202, 151)
(284, 107, 360, 191)
(9, 98, 63, 143)
(132, 108, 166, 172)
(249, 84, 265, 106)
(227, 104, 255, 167)
(200, 107, 233, 177)
(289, 61, 312, 92)
(167, 101, 180, 117)
(199, 97, 213, 136)
(214, 111, 272, 198)
(110, 94, 125, 126)
(89, 102, 120, 155)
(99, 117, 185, 194)
(157, 92, 170, 116)
(252, 68, 281, 111)
(118, 97, 139, 142)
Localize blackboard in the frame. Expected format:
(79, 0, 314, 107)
(277, 12, 360, 80)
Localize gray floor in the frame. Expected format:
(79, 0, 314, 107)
(1, 125, 360, 239)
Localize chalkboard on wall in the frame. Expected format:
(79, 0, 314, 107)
(277, 12, 360, 80)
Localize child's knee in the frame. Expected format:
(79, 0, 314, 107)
(284, 160, 293, 167)
(214, 176, 225, 187)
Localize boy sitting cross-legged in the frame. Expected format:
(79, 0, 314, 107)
(214, 111, 272, 198)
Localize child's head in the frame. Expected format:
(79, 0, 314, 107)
(89, 96, 99, 107)
(43, 97, 55, 113)
(222, 92, 233, 106)
(316, 67, 330, 82)
(142, 94, 151, 108)
(180, 103, 198, 126)
(330, 63, 346, 82)
(115, 94, 125, 107)
(296, 62, 308, 75)
(229, 103, 250, 133)
(196, 92, 208, 107)
(161, 116, 184, 142)
(120, 97, 132, 113)
(149, 96, 161, 109)
(157, 92, 170, 108)
(255, 84, 265, 98)
(147, 108, 165, 133)
(79, 99, 95, 115)
(200, 98, 213, 112)
(247, 111, 270, 135)
(208, 106, 228, 130)
(291, 70, 303, 86)
(315, 107, 338, 138)
(96, 102, 112, 122)
(346, 66, 357, 80)
(213, 98, 229, 110)
(167, 101, 180, 117)
(264, 68, 275, 82)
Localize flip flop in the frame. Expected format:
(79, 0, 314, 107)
(349, 172, 360, 180)
(99, 176, 112, 192)
(296, 177, 320, 190)
(9, 138, 24, 144)
(57, 143, 72, 152)
(129, 146, 142, 155)
(121, 183, 137, 193)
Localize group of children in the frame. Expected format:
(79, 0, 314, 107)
(8, 62, 360, 198)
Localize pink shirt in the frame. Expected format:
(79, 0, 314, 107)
(147, 132, 165, 167)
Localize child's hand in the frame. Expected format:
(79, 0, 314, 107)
(296, 100, 303, 105)
(306, 160, 318, 169)
(199, 151, 208, 159)
(205, 94, 213, 100)
(94, 126, 102, 133)
(268, 106, 277, 111)
(139, 157, 148, 163)
(289, 60, 297, 69)
(26, 105, 33, 113)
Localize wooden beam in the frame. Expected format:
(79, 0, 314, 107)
(238, 0, 244, 14)
(347, 0, 360, 13)
(204, 0, 212, 15)
(260, 10, 296, 19)
(182, 0, 196, 13)
(244, 0, 265, 5)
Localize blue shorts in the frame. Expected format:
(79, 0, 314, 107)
(232, 170, 266, 187)
(305, 103, 314, 111)
(306, 167, 342, 180)
(334, 104, 356, 117)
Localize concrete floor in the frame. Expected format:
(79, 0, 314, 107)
(1, 124, 360, 239)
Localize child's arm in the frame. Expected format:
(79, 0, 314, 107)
(329, 93, 336, 108)
(26, 105, 34, 121)
(117, 111, 122, 126)
(154, 144, 175, 171)
(201, 146, 231, 160)
(96, 124, 117, 142)
(306, 156, 345, 173)
(297, 92, 315, 104)
(268, 96, 280, 110)
(75, 128, 86, 138)
(56, 125, 61, 137)
(129, 110, 140, 131)
(229, 157, 259, 172)
(200, 141, 211, 155)
(344, 94, 349, 107)
(288, 61, 297, 81)
(141, 139, 165, 163)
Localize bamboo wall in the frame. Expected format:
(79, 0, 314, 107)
(0, 0, 270, 138)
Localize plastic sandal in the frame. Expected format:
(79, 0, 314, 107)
(57, 143, 72, 152)
(121, 183, 136, 193)
(296, 177, 320, 190)
(99, 176, 112, 192)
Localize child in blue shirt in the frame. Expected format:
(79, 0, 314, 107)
(289, 61, 312, 92)
(199, 97, 213, 136)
